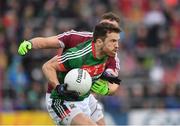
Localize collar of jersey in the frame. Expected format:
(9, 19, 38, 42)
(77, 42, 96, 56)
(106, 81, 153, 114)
(91, 41, 96, 58)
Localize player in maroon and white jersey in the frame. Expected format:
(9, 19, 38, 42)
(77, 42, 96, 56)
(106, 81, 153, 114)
(43, 22, 121, 125)
(18, 12, 121, 92)
(18, 12, 122, 125)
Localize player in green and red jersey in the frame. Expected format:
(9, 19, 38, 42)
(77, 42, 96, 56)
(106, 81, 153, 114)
(18, 12, 121, 95)
(43, 23, 121, 125)
(18, 12, 122, 125)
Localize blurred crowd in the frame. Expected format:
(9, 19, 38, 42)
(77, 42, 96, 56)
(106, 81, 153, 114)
(0, 0, 180, 112)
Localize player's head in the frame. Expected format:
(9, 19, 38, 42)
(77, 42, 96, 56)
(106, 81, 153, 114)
(100, 12, 120, 27)
(93, 23, 121, 57)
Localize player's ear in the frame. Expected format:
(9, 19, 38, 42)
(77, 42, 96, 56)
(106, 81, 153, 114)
(96, 38, 103, 45)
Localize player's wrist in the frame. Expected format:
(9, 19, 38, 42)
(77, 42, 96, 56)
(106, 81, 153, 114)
(55, 84, 65, 96)
(27, 40, 33, 47)
(104, 87, 110, 95)
(100, 86, 109, 95)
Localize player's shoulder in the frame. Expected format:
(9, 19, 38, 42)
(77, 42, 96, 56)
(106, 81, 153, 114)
(70, 30, 93, 36)
(58, 29, 93, 37)
(70, 39, 92, 51)
(63, 46, 85, 67)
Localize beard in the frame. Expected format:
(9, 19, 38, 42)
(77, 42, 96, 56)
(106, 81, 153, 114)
(107, 50, 116, 57)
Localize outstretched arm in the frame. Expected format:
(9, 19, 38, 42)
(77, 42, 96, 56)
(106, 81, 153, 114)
(30, 36, 61, 49)
(18, 30, 92, 56)
(18, 36, 62, 55)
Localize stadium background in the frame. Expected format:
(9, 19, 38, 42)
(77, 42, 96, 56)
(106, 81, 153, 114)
(0, 0, 180, 125)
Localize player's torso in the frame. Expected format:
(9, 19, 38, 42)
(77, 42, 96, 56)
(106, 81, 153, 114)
(58, 40, 108, 83)
(57, 30, 119, 71)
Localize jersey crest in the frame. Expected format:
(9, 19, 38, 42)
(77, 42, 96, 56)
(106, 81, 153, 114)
(82, 63, 106, 81)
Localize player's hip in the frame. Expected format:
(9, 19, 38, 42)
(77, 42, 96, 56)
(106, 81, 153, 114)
(46, 93, 91, 124)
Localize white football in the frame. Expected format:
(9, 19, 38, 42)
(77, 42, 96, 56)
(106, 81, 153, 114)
(64, 68, 92, 96)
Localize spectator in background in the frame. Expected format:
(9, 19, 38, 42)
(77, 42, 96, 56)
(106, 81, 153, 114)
(0, 0, 180, 119)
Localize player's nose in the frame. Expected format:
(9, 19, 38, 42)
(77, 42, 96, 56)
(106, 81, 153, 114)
(114, 42, 119, 48)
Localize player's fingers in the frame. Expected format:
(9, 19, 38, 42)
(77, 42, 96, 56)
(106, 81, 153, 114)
(18, 47, 22, 53)
(63, 83, 68, 89)
(91, 88, 97, 92)
(22, 45, 28, 53)
(27, 44, 32, 49)
(92, 84, 99, 89)
(18, 48, 21, 54)
(91, 85, 97, 90)
(96, 80, 103, 84)
(95, 83, 101, 86)
(99, 80, 106, 84)
(19, 49, 25, 55)
(21, 48, 27, 54)
(96, 81, 104, 86)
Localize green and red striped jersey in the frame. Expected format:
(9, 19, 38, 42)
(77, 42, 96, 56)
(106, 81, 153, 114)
(57, 39, 108, 83)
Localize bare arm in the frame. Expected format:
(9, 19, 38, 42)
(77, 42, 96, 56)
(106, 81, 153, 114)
(108, 82, 120, 95)
(30, 36, 61, 49)
(42, 55, 60, 88)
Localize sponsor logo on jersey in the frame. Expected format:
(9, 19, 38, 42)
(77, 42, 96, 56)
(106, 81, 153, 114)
(69, 104, 76, 109)
(81, 63, 105, 82)
(82, 63, 106, 76)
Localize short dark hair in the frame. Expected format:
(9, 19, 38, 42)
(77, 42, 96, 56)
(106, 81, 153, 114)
(101, 12, 120, 24)
(93, 23, 121, 42)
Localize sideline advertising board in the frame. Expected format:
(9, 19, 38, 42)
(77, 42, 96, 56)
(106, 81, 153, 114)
(0, 111, 54, 125)
(128, 109, 180, 125)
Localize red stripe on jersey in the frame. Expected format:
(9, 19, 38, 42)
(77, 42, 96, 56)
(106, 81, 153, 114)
(57, 56, 67, 72)
(91, 41, 96, 58)
(59, 106, 71, 120)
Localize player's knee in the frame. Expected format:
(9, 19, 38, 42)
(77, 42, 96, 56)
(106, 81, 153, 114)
(71, 113, 97, 126)
(96, 118, 105, 126)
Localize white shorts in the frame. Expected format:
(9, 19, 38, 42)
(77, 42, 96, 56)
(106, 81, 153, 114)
(46, 93, 103, 125)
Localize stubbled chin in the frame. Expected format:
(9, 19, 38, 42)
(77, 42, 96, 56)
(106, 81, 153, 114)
(109, 53, 116, 57)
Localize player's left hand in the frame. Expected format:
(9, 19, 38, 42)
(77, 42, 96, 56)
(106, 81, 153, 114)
(91, 79, 109, 95)
(18, 40, 32, 56)
(55, 84, 80, 101)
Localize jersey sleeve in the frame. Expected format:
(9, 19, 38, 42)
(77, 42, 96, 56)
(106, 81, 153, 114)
(57, 30, 93, 49)
(105, 53, 120, 73)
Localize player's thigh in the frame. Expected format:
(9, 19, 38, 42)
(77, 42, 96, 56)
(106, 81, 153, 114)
(89, 94, 104, 123)
(91, 103, 105, 125)
(46, 93, 83, 125)
(71, 113, 97, 125)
